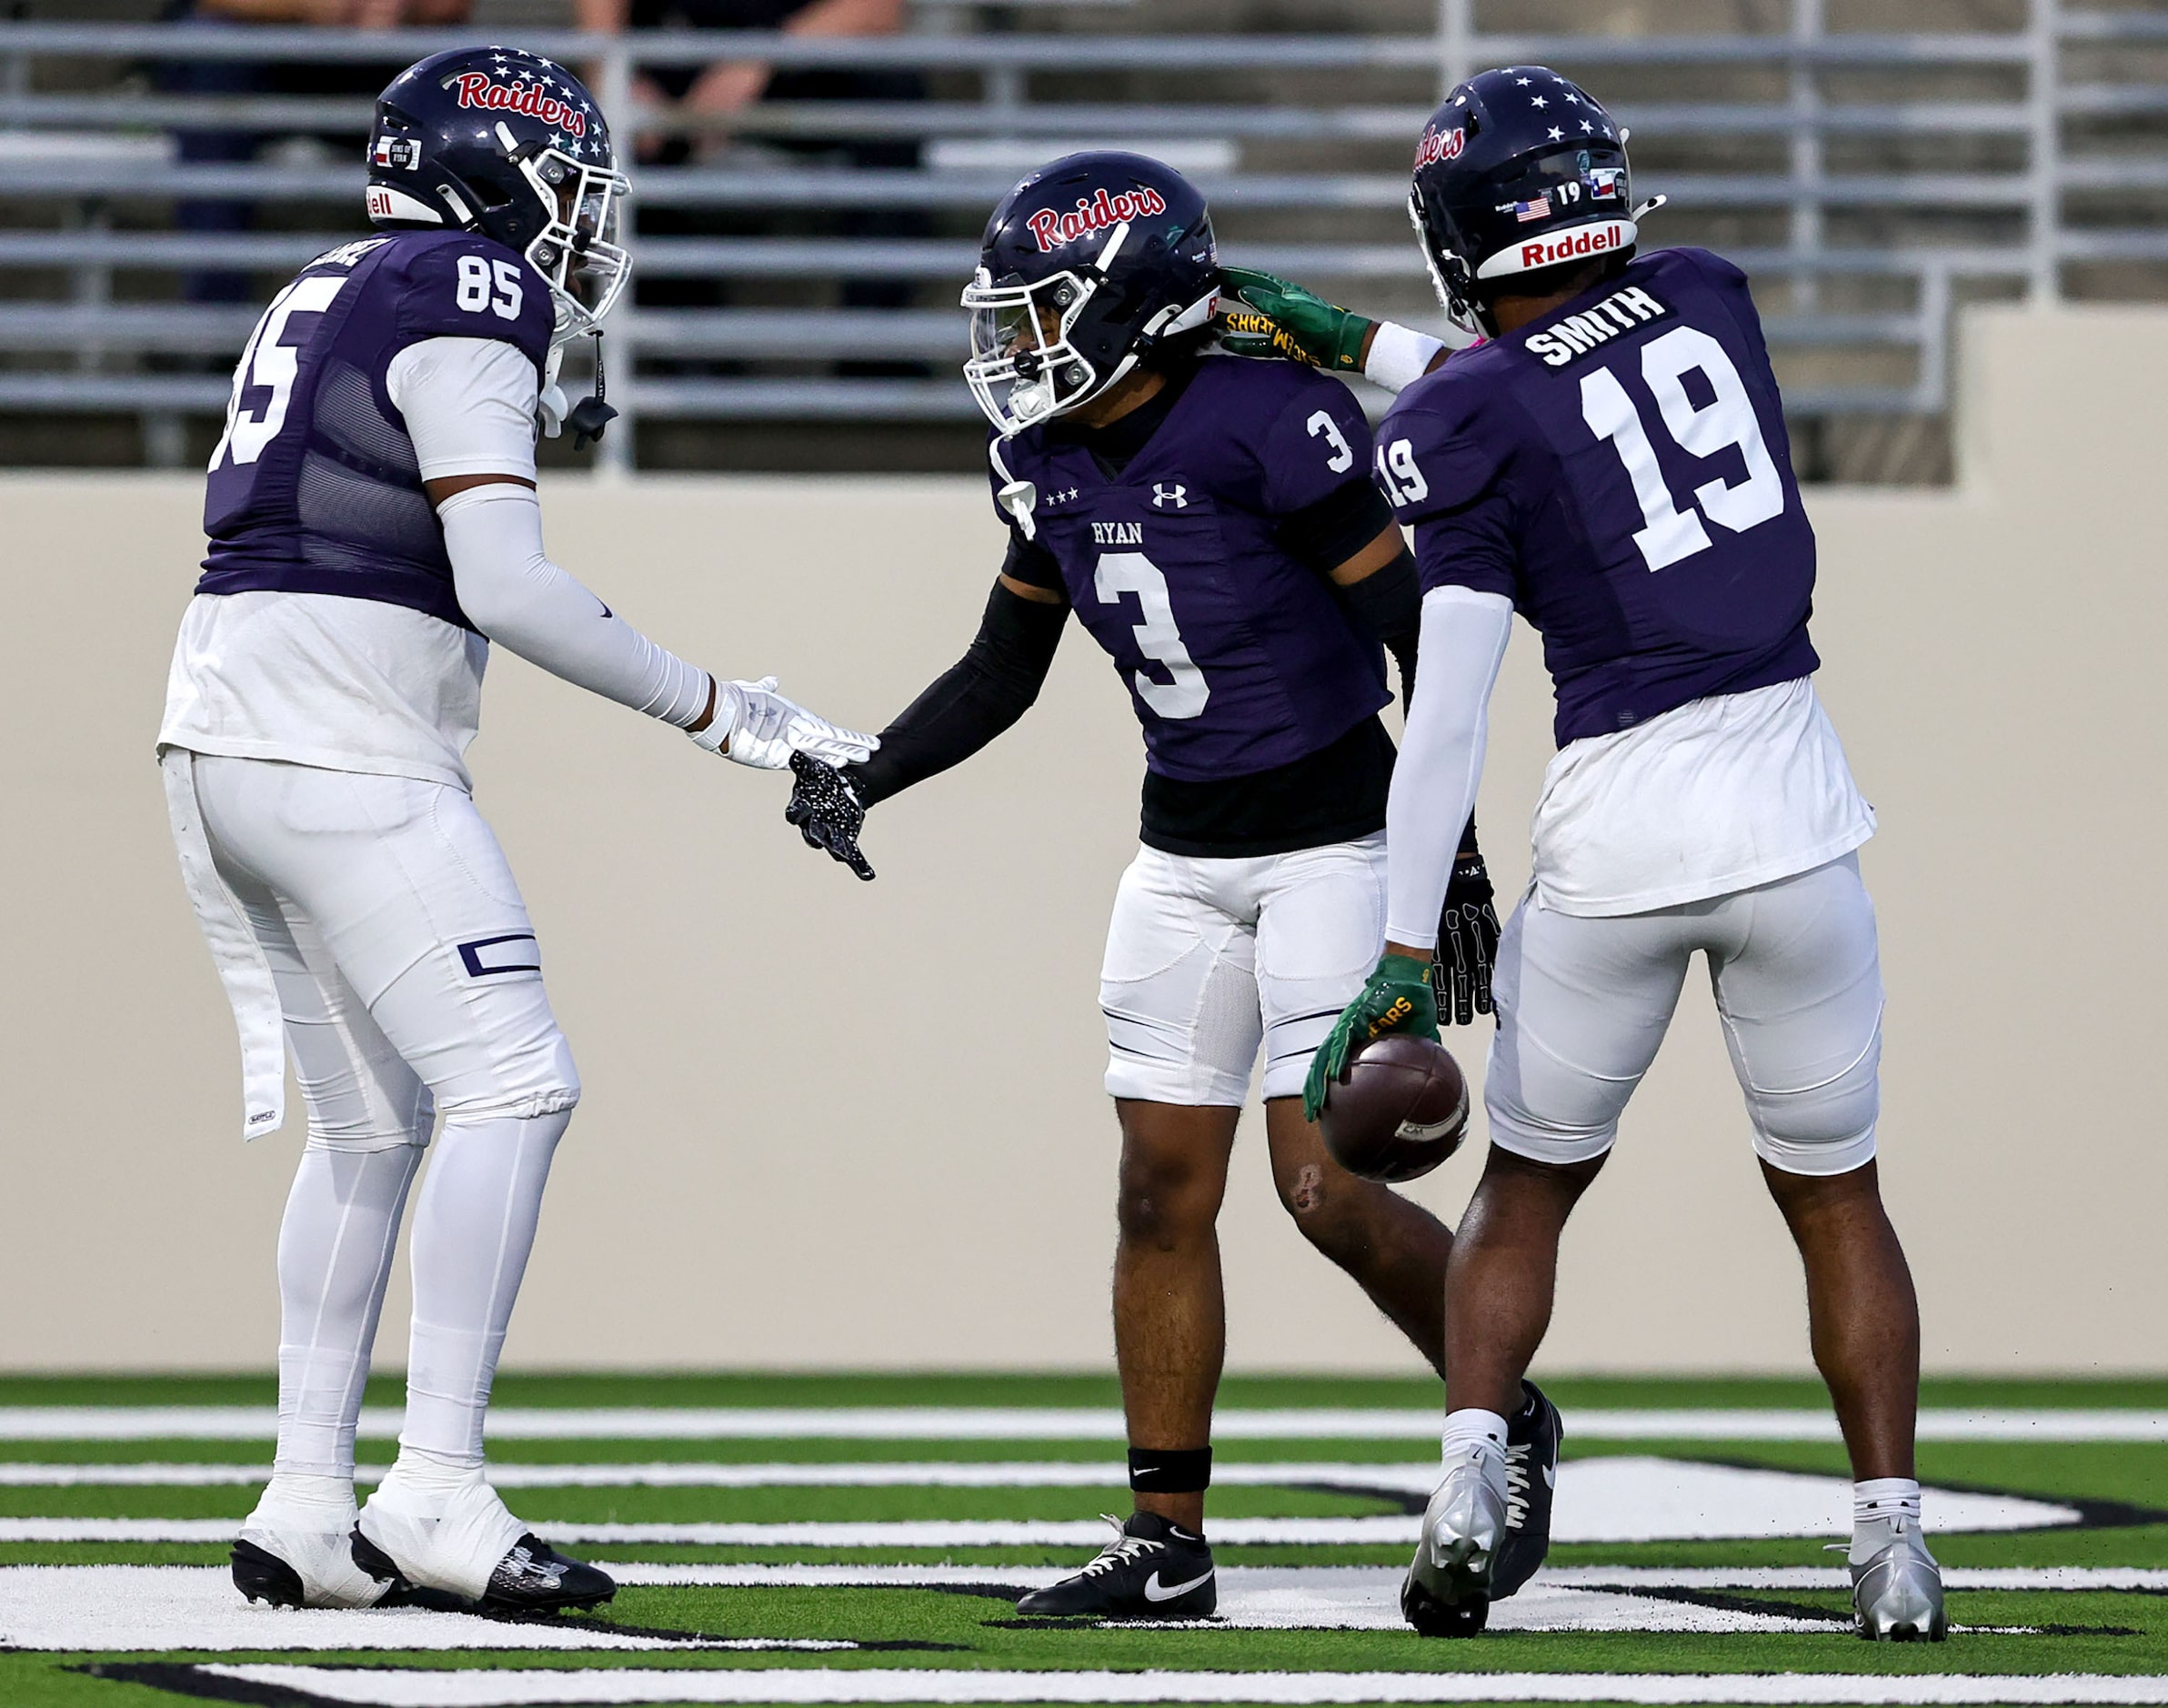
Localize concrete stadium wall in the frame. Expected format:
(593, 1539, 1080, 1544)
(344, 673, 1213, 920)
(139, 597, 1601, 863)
(3, 301, 2162, 1375)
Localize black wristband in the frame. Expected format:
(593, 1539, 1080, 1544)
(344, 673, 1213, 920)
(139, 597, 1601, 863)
(1129, 1445, 1213, 1494)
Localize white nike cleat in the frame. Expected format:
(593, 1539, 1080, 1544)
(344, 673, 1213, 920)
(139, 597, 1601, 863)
(1852, 1525, 1947, 1642)
(1400, 1442, 1508, 1638)
(352, 1462, 613, 1613)
(232, 1486, 393, 1610)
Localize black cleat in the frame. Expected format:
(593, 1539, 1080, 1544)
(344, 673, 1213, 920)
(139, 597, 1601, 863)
(482, 1533, 617, 1614)
(230, 1539, 306, 1609)
(1491, 1379, 1563, 1601)
(1401, 1571, 1490, 1637)
(1015, 1512, 1217, 1620)
(350, 1526, 607, 1615)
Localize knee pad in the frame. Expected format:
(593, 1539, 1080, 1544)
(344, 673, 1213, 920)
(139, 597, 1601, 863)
(302, 1075, 434, 1155)
(1744, 1021, 1881, 1178)
(431, 1032, 580, 1125)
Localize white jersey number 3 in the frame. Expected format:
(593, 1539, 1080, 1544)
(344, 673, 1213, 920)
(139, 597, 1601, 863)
(1580, 325, 1785, 572)
(1095, 552, 1210, 720)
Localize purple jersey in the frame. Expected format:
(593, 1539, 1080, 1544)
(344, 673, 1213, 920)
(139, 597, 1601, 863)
(989, 356, 1390, 782)
(197, 229, 554, 630)
(1378, 247, 1819, 747)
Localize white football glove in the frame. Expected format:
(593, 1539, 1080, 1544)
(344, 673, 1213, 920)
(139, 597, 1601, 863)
(688, 676, 878, 770)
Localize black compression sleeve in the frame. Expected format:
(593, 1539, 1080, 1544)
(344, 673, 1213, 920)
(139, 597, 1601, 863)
(1002, 527, 1067, 593)
(1277, 478, 1397, 573)
(844, 579, 1068, 806)
(1336, 544, 1423, 706)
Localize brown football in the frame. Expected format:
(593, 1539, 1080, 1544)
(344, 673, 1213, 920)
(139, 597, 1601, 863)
(1318, 1032, 1470, 1183)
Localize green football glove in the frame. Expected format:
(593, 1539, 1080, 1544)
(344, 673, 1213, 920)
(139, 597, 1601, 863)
(1300, 953, 1441, 1122)
(1216, 266, 1377, 374)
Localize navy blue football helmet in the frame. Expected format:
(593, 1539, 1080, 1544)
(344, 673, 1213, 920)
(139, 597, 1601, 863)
(1408, 66, 1649, 333)
(367, 46, 630, 344)
(963, 151, 1219, 437)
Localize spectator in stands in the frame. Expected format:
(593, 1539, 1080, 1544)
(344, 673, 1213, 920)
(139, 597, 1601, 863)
(574, 0, 926, 376)
(157, 0, 471, 302)
(573, 0, 911, 163)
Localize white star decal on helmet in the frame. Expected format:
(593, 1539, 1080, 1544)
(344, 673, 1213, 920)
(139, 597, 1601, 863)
(1548, 126, 1564, 140)
(1530, 95, 1549, 108)
(1515, 75, 1531, 85)
(1581, 120, 1594, 132)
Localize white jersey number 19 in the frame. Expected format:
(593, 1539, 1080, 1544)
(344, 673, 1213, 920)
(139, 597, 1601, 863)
(1580, 324, 1786, 573)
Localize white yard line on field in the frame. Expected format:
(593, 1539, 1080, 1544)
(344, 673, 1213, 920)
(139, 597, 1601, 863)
(1, 1406, 2164, 1442)
(597, 1562, 2168, 1595)
(0, 1565, 789, 1653)
(189, 1667, 2168, 1706)
(0, 1459, 2075, 1544)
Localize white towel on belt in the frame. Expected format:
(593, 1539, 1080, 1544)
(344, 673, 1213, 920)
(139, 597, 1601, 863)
(159, 748, 286, 1140)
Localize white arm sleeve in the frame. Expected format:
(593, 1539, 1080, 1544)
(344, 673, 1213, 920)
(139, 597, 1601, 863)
(436, 482, 713, 729)
(386, 336, 541, 482)
(1363, 321, 1449, 394)
(1383, 586, 1515, 949)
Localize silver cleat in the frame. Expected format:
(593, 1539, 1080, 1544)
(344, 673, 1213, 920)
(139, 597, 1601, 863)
(1851, 1527, 1947, 1642)
(1400, 1450, 1506, 1638)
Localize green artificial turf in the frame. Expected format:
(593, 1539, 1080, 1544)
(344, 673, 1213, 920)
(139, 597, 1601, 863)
(0, 1374, 2160, 1707)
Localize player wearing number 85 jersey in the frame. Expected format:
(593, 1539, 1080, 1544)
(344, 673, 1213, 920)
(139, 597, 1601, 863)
(159, 46, 873, 1620)
(785, 150, 1560, 1623)
(1280, 67, 1940, 1642)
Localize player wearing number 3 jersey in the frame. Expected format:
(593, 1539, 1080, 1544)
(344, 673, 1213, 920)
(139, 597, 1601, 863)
(158, 47, 873, 1618)
(1260, 67, 1940, 1642)
(784, 151, 1560, 1622)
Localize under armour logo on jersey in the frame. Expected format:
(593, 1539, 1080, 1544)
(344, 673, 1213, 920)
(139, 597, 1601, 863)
(1153, 484, 1188, 508)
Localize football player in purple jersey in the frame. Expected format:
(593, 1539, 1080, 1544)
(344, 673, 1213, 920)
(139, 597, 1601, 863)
(1260, 70, 1941, 1642)
(158, 47, 874, 1614)
(784, 151, 1561, 1622)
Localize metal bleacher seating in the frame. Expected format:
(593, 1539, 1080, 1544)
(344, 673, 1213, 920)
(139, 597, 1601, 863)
(0, 0, 2163, 477)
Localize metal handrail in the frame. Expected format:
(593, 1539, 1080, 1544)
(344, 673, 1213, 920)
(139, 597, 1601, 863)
(0, 8, 2159, 466)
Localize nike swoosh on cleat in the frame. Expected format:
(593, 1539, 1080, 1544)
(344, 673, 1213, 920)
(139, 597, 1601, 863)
(1143, 1568, 1214, 1602)
(1542, 1464, 1555, 1489)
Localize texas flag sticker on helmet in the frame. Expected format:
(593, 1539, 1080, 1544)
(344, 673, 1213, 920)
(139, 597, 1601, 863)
(1476, 217, 1637, 280)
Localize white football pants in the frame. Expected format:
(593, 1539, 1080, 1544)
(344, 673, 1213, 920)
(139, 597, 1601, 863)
(1484, 852, 1883, 1176)
(165, 753, 580, 1479)
(1100, 835, 1387, 1105)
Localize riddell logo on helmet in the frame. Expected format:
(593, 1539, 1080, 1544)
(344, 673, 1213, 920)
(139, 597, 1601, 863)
(1413, 126, 1466, 169)
(1517, 221, 1628, 271)
(1025, 186, 1169, 254)
(447, 72, 587, 138)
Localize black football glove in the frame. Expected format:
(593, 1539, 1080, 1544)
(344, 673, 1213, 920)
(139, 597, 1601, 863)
(785, 751, 876, 882)
(1432, 819, 1500, 1026)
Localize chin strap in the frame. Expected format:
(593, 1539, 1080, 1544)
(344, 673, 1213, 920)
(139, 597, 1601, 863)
(564, 329, 618, 451)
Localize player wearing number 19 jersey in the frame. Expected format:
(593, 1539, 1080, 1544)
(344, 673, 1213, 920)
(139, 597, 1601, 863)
(1289, 68, 1941, 1642)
